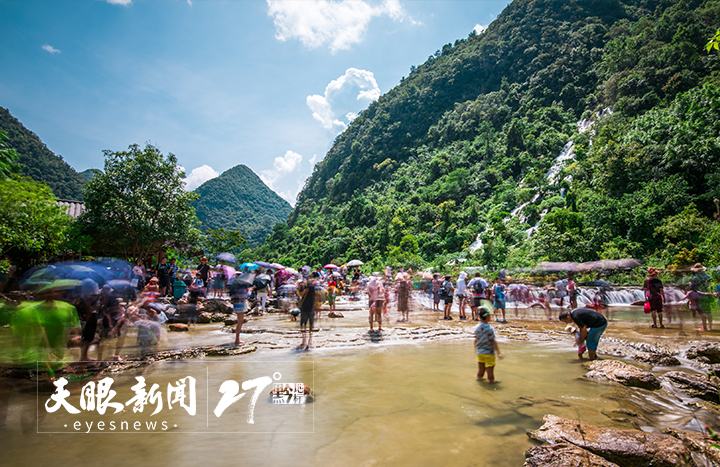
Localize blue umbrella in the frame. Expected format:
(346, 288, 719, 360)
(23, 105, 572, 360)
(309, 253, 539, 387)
(217, 252, 237, 263)
(240, 262, 259, 271)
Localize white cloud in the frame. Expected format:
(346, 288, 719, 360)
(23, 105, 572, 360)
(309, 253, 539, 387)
(307, 67, 380, 131)
(309, 154, 319, 166)
(267, 0, 404, 53)
(106, 0, 132, 5)
(474, 24, 487, 35)
(273, 149, 303, 173)
(260, 150, 304, 196)
(42, 45, 60, 54)
(183, 165, 220, 190)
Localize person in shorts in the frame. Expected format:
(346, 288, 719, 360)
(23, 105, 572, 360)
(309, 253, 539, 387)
(455, 272, 468, 320)
(229, 272, 250, 345)
(492, 277, 507, 323)
(559, 308, 607, 361)
(474, 308, 503, 383)
(298, 279, 316, 349)
(442, 275, 455, 320)
(467, 273, 489, 321)
(644, 267, 665, 328)
(684, 282, 713, 331)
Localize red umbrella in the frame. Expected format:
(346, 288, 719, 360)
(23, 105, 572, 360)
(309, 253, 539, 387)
(324, 264, 339, 269)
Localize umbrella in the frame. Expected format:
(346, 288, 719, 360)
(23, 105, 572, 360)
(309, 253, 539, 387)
(37, 279, 81, 294)
(255, 261, 273, 268)
(240, 262, 259, 271)
(217, 252, 237, 263)
(347, 259, 364, 267)
(223, 265, 237, 281)
(254, 274, 272, 287)
(285, 267, 298, 275)
(234, 272, 256, 286)
(324, 263, 339, 269)
(270, 263, 285, 269)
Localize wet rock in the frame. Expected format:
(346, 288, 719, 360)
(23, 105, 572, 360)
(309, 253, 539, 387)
(524, 443, 620, 467)
(216, 300, 233, 314)
(224, 315, 238, 325)
(585, 359, 661, 390)
(211, 312, 225, 322)
(328, 311, 344, 318)
(197, 312, 213, 324)
(662, 428, 720, 467)
(634, 352, 680, 367)
(663, 371, 720, 403)
(527, 414, 684, 467)
(687, 343, 720, 364)
(168, 323, 188, 332)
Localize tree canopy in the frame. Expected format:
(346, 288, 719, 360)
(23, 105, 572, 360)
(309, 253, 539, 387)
(79, 143, 202, 260)
(0, 176, 70, 259)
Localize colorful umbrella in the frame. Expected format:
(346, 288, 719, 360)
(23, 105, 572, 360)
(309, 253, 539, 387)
(240, 262, 259, 271)
(254, 261, 273, 268)
(324, 263, 339, 269)
(217, 252, 237, 263)
(270, 263, 285, 269)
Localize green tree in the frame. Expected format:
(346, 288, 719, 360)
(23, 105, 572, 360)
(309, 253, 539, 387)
(202, 228, 247, 260)
(80, 143, 202, 260)
(0, 131, 20, 179)
(0, 177, 70, 257)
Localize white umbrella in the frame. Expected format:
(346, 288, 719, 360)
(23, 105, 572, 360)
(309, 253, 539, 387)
(347, 259, 364, 267)
(285, 267, 298, 275)
(270, 262, 285, 269)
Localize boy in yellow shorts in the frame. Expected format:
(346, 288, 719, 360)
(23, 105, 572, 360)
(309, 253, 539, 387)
(474, 309, 503, 383)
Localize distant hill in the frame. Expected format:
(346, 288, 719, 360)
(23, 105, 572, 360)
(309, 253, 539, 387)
(0, 107, 87, 200)
(80, 168, 102, 182)
(193, 165, 293, 247)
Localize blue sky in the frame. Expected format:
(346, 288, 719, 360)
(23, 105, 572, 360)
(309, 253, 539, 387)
(0, 0, 511, 204)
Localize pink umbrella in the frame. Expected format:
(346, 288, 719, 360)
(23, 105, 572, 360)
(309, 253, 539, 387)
(324, 264, 339, 269)
(223, 265, 236, 281)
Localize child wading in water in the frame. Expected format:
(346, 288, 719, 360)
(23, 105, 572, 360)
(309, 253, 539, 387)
(474, 309, 503, 383)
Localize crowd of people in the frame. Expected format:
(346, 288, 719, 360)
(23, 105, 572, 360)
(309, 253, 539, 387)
(3, 255, 719, 384)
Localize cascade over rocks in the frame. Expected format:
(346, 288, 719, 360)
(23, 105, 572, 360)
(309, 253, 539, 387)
(584, 359, 661, 390)
(662, 371, 720, 404)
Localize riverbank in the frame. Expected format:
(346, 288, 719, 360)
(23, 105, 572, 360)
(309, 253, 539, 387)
(1, 294, 719, 466)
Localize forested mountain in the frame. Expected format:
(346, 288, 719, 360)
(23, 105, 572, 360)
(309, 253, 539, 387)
(254, 0, 720, 271)
(0, 107, 87, 200)
(80, 168, 102, 182)
(193, 164, 293, 247)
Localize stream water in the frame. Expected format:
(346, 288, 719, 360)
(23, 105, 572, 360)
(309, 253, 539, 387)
(0, 294, 718, 466)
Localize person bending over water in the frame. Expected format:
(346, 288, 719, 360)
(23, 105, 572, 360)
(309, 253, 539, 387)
(474, 309, 503, 383)
(559, 308, 607, 361)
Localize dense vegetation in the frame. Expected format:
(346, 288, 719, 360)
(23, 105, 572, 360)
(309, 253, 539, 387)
(252, 0, 720, 272)
(0, 107, 87, 200)
(193, 165, 293, 247)
(79, 144, 202, 260)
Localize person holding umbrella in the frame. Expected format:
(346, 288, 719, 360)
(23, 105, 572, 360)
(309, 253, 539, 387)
(197, 256, 211, 296)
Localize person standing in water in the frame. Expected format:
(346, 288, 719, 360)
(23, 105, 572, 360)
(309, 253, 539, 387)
(395, 274, 411, 323)
(298, 279, 316, 349)
(644, 267, 665, 329)
(456, 272, 468, 320)
(442, 275, 455, 320)
(559, 308, 607, 361)
(474, 308, 503, 383)
(367, 277, 384, 332)
(493, 277, 507, 323)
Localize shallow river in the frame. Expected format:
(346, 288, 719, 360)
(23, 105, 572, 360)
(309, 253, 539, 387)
(0, 297, 717, 466)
